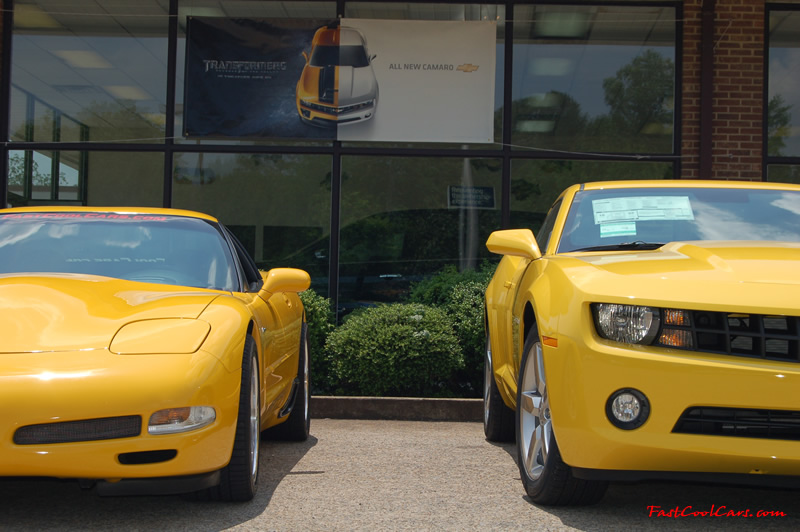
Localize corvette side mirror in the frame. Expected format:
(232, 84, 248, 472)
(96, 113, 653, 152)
(260, 268, 311, 296)
(486, 229, 542, 260)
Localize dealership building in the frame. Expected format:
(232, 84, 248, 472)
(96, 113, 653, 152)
(1, 0, 799, 317)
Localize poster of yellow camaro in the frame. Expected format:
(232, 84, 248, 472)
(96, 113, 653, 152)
(184, 17, 495, 143)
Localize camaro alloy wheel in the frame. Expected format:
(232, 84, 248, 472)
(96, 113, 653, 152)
(483, 334, 514, 442)
(516, 325, 607, 506)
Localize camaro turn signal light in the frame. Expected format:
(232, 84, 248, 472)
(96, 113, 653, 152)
(148, 406, 216, 435)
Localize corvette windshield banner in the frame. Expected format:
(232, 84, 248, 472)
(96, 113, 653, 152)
(184, 18, 496, 143)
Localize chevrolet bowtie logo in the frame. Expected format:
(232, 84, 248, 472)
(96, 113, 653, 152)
(457, 63, 479, 73)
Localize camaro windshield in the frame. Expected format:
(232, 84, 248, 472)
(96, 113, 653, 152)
(310, 45, 369, 68)
(0, 213, 237, 291)
(557, 187, 800, 253)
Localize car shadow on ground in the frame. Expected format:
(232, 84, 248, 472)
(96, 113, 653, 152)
(487, 438, 800, 530)
(0, 435, 318, 530)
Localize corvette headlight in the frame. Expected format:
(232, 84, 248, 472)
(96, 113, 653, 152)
(110, 319, 210, 354)
(148, 407, 216, 434)
(592, 303, 660, 345)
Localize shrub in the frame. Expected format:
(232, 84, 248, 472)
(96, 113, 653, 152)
(407, 261, 496, 307)
(325, 303, 463, 397)
(408, 263, 496, 397)
(444, 280, 488, 397)
(299, 289, 336, 394)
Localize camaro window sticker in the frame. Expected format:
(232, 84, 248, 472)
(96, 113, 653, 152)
(599, 222, 637, 238)
(592, 196, 695, 224)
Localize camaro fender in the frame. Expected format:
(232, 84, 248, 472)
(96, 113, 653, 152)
(490, 257, 578, 411)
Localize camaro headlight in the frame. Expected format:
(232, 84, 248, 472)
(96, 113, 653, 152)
(592, 303, 661, 344)
(592, 304, 696, 349)
(148, 406, 216, 434)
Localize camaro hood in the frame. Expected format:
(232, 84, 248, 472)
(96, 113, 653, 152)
(0, 274, 219, 353)
(563, 241, 800, 311)
(337, 66, 377, 106)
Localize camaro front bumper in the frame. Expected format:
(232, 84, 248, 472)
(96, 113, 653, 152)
(546, 322, 800, 481)
(0, 348, 241, 485)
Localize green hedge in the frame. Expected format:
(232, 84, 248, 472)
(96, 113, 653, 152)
(301, 263, 497, 398)
(324, 303, 463, 397)
(299, 289, 336, 394)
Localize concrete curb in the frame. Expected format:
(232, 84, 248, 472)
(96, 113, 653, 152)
(311, 396, 482, 422)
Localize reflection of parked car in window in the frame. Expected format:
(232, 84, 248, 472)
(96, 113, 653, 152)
(296, 22, 378, 127)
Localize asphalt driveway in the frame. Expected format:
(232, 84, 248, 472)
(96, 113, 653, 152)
(1, 418, 798, 531)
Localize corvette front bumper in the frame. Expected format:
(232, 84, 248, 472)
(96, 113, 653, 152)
(0, 349, 240, 482)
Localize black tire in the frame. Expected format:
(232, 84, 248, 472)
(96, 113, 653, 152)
(264, 322, 310, 441)
(198, 336, 260, 502)
(516, 325, 608, 506)
(484, 334, 515, 442)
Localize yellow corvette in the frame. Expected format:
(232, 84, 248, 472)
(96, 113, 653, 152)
(484, 180, 800, 505)
(0, 207, 311, 501)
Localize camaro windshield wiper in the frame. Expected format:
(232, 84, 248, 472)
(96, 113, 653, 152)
(569, 241, 666, 252)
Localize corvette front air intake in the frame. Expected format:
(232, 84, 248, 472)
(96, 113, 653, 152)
(14, 415, 142, 444)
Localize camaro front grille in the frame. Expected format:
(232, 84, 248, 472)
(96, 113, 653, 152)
(301, 100, 374, 115)
(657, 311, 800, 362)
(14, 415, 142, 445)
(673, 407, 800, 441)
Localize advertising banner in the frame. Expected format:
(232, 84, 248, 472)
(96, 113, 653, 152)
(184, 17, 335, 139)
(184, 18, 496, 143)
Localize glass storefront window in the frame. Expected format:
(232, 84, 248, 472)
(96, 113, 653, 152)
(767, 165, 800, 184)
(509, 159, 674, 234)
(339, 155, 501, 314)
(511, 4, 676, 154)
(767, 9, 800, 157)
(171, 152, 332, 294)
(86, 152, 165, 206)
(10, 1, 170, 144)
(7, 150, 81, 205)
(7, 150, 163, 208)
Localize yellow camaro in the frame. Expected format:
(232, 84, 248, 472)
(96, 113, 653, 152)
(296, 22, 378, 127)
(0, 207, 311, 501)
(484, 180, 800, 505)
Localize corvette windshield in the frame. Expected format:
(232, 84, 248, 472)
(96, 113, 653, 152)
(558, 187, 800, 253)
(0, 213, 237, 291)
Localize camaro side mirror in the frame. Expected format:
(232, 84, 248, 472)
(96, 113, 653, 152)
(486, 229, 542, 260)
(261, 268, 311, 295)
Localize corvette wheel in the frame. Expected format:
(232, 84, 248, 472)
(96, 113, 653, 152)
(212, 336, 261, 501)
(265, 322, 311, 441)
(516, 325, 607, 506)
(483, 334, 514, 442)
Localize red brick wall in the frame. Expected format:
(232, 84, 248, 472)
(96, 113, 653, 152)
(681, 0, 766, 180)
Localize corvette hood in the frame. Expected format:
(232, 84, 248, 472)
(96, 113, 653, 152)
(563, 241, 800, 311)
(338, 66, 377, 106)
(0, 274, 219, 354)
